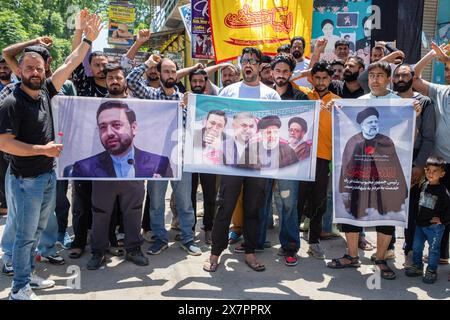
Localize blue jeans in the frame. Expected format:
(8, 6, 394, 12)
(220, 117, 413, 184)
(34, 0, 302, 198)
(147, 172, 195, 245)
(257, 179, 273, 248)
(1, 167, 58, 265)
(413, 224, 445, 271)
(278, 180, 300, 252)
(10, 171, 56, 292)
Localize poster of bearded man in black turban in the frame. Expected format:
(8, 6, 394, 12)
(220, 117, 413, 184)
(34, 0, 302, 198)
(334, 103, 415, 227)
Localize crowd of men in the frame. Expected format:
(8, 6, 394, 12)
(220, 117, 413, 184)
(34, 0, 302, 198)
(0, 9, 449, 299)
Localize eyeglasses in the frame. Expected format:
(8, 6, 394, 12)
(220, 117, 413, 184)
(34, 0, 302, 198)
(241, 58, 260, 65)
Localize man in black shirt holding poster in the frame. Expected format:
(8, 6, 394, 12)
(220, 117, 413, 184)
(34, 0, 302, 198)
(0, 15, 101, 300)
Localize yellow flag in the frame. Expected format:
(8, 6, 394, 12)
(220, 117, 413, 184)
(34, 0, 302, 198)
(210, 0, 313, 62)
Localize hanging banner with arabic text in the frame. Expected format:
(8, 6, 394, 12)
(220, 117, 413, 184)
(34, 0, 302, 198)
(332, 99, 416, 228)
(209, 0, 313, 62)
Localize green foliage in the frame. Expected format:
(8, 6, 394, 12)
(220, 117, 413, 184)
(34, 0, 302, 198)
(0, 0, 151, 69)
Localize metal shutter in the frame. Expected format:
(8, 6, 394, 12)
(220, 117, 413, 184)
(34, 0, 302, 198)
(421, 0, 439, 81)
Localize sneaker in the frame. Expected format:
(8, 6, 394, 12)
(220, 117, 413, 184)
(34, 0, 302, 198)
(38, 254, 65, 265)
(174, 233, 182, 241)
(142, 231, 155, 243)
(87, 253, 106, 270)
(9, 284, 39, 300)
(147, 240, 168, 255)
(299, 218, 310, 232)
(277, 247, 287, 256)
(371, 250, 396, 262)
(180, 241, 202, 256)
(423, 267, 437, 284)
(125, 249, 149, 266)
(285, 254, 299, 267)
(307, 243, 325, 260)
(56, 232, 72, 249)
(30, 274, 55, 290)
(405, 264, 423, 277)
(2, 262, 13, 276)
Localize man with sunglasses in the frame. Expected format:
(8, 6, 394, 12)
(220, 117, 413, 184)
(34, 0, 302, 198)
(203, 47, 280, 273)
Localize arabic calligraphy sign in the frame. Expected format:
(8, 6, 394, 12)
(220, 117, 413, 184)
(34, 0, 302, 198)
(209, 0, 313, 62)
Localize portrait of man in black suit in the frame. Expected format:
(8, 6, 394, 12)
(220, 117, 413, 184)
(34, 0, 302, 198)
(66, 100, 173, 178)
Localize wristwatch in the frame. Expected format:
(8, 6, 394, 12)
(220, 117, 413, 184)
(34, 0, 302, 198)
(82, 37, 92, 46)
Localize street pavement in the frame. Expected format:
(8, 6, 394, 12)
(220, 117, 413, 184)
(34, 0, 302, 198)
(0, 186, 449, 300)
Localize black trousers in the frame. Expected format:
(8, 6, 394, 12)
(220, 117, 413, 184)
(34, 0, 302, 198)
(91, 181, 145, 254)
(297, 158, 330, 244)
(71, 180, 93, 250)
(141, 190, 151, 232)
(71, 180, 122, 250)
(55, 180, 70, 234)
(211, 175, 267, 255)
(0, 152, 8, 209)
(192, 173, 218, 232)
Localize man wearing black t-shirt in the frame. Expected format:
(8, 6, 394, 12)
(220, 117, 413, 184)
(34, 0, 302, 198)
(0, 15, 101, 300)
(329, 56, 365, 99)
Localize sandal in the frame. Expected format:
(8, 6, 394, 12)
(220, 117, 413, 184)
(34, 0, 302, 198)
(203, 260, 219, 272)
(327, 254, 360, 269)
(375, 259, 396, 280)
(358, 237, 374, 251)
(245, 259, 265, 272)
(68, 248, 84, 259)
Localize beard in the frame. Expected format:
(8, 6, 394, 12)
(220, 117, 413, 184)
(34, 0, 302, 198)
(103, 135, 133, 156)
(0, 72, 11, 81)
(243, 70, 257, 83)
(222, 80, 233, 87)
(393, 78, 413, 93)
(192, 85, 206, 94)
(162, 77, 176, 88)
(147, 73, 159, 81)
(343, 70, 359, 82)
(275, 77, 288, 87)
(292, 50, 303, 59)
(108, 84, 127, 96)
(22, 75, 45, 90)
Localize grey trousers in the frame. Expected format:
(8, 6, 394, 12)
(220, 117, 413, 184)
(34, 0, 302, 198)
(91, 181, 145, 254)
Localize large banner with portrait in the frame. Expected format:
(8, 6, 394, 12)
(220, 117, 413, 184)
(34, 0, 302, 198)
(52, 96, 182, 181)
(332, 99, 416, 228)
(185, 94, 320, 181)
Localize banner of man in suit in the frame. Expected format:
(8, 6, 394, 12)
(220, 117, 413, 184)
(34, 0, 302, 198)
(185, 94, 320, 181)
(52, 96, 182, 180)
(332, 99, 416, 228)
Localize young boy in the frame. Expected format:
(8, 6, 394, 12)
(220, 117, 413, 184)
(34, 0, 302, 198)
(405, 156, 450, 283)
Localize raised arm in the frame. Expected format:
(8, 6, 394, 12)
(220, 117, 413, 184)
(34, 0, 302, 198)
(2, 36, 53, 76)
(177, 63, 204, 80)
(126, 54, 160, 98)
(125, 29, 151, 61)
(51, 14, 102, 92)
(72, 8, 90, 51)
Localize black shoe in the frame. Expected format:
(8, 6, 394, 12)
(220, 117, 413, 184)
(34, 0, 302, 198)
(87, 253, 105, 270)
(125, 249, 149, 266)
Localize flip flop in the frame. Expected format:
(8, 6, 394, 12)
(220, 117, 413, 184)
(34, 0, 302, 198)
(245, 260, 265, 272)
(203, 260, 219, 272)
